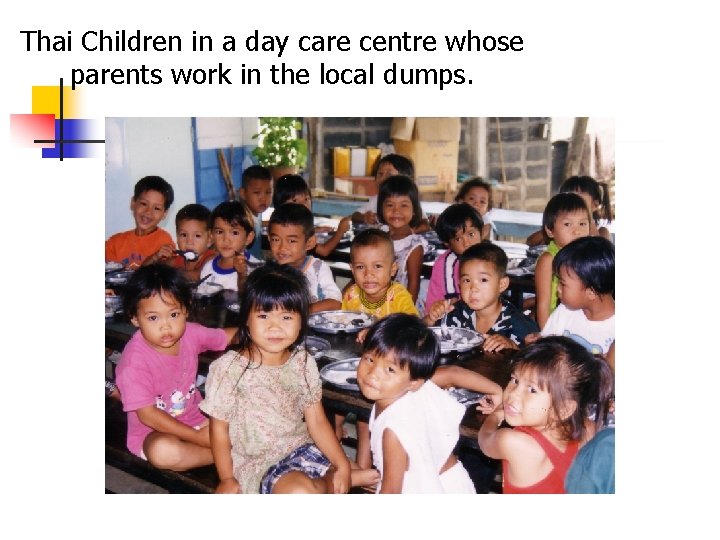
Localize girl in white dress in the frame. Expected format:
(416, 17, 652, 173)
(376, 175, 428, 305)
(356, 313, 502, 493)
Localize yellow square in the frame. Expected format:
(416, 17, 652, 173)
(32, 86, 81, 118)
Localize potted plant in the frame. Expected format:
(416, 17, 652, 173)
(251, 117, 308, 181)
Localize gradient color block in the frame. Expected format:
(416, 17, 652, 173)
(32, 86, 81, 118)
(41, 119, 101, 158)
(10, 114, 55, 147)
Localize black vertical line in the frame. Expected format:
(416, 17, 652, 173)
(59, 77, 64, 161)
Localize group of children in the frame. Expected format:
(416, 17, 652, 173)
(106, 155, 615, 494)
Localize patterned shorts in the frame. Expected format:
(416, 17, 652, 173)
(260, 443, 331, 494)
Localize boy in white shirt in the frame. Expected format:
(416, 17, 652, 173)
(268, 203, 342, 313)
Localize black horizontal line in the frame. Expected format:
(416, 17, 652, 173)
(33, 139, 106, 143)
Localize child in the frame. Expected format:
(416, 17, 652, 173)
(455, 177, 495, 241)
(200, 200, 260, 292)
(105, 175, 176, 269)
(478, 336, 614, 494)
(115, 264, 237, 471)
(377, 175, 428, 305)
(527, 175, 613, 246)
(357, 314, 503, 493)
(540, 236, 615, 356)
(424, 203, 484, 312)
(535, 192, 591, 329)
(342, 228, 418, 318)
(200, 262, 372, 493)
(268, 203, 342, 313)
(424, 242, 538, 352)
(565, 426, 615, 494)
(352, 153, 415, 226)
(170, 203, 215, 282)
(272, 173, 351, 258)
(238, 165, 273, 261)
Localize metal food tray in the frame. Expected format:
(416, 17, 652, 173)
(430, 327, 484, 354)
(192, 282, 223, 298)
(319, 358, 360, 391)
(308, 310, 375, 334)
(305, 335, 331, 357)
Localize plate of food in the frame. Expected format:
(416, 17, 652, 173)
(430, 327, 484, 354)
(106, 269, 134, 285)
(446, 387, 486, 406)
(105, 261, 124, 273)
(319, 358, 360, 391)
(192, 281, 223, 298)
(305, 335, 332, 358)
(308, 310, 375, 334)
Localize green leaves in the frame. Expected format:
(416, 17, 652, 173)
(251, 117, 308, 169)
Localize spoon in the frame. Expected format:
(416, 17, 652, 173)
(175, 250, 198, 261)
(441, 311, 451, 341)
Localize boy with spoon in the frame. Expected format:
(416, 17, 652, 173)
(169, 204, 216, 282)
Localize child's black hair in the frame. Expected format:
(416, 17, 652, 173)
(510, 336, 614, 441)
(233, 261, 310, 371)
(211, 200, 255, 234)
(377, 175, 422, 229)
(268, 202, 314, 240)
(272, 174, 311, 209)
(374, 154, 415, 179)
(133, 175, 174, 210)
(542, 192, 591, 232)
(560, 175, 613, 221)
(241, 165, 272, 187)
(362, 313, 439, 380)
(435, 203, 484, 244)
(175, 203, 211, 229)
(455, 177, 494, 210)
(122, 263, 192, 319)
(459, 242, 508, 277)
(350, 228, 395, 259)
(553, 236, 615, 297)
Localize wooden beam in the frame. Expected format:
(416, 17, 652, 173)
(563, 117, 589, 179)
(306, 117, 323, 189)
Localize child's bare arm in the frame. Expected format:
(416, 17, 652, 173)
(309, 299, 342, 314)
(314, 217, 351, 258)
(379, 428, 408, 493)
(405, 245, 424, 302)
(223, 327, 239, 346)
(526, 229, 545, 247)
(477, 410, 508, 460)
(209, 417, 241, 493)
(142, 244, 175, 266)
(136, 405, 210, 447)
(432, 365, 502, 407)
(534, 252, 554, 329)
(305, 401, 351, 493)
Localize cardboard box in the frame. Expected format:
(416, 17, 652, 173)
(334, 176, 377, 197)
(391, 117, 460, 192)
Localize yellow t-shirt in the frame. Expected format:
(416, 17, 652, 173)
(342, 282, 419, 318)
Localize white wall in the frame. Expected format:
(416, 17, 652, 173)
(105, 118, 196, 242)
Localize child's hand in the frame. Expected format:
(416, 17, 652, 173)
(482, 334, 519, 353)
(331, 462, 351, 494)
(426, 298, 456, 324)
(337, 216, 352, 235)
(524, 332, 541, 346)
(215, 477, 241, 494)
(362, 211, 378, 225)
(233, 253, 247, 276)
(146, 244, 175, 264)
(356, 327, 369, 344)
(476, 390, 503, 415)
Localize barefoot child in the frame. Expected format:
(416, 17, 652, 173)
(478, 336, 614, 493)
(357, 314, 502, 493)
(200, 262, 374, 493)
(115, 264, 237, 471)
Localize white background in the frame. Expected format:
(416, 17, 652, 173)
(1, 0, 717, 536)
